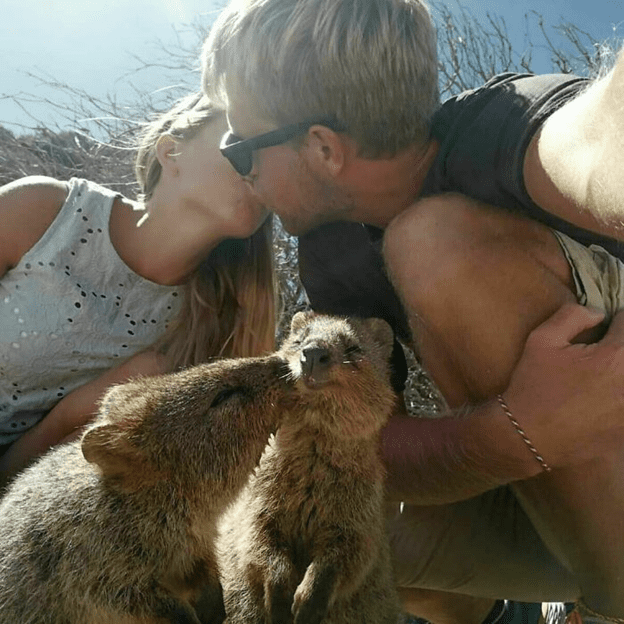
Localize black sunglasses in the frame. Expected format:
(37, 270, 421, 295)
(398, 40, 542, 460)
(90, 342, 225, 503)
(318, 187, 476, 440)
(220, 116, 345, 176)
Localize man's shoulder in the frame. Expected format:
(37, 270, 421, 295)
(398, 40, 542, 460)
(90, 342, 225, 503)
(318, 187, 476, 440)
(424, 72, 588, 203)
(433, 72, 587, 135)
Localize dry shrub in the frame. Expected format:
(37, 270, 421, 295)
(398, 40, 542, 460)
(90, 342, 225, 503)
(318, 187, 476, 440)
(0, 1, 619, 417)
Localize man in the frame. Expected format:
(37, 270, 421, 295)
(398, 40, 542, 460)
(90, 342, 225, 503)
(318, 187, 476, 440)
(202, 1, 624, 622)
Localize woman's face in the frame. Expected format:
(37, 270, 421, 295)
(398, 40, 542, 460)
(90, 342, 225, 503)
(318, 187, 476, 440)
(173, 114, 268, 237)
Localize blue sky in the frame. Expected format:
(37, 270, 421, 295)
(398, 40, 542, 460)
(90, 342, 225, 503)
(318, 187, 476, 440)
(448, 0, 622, 72)
(1, 0, 622, 133)
(457, 0, 621, 41)
(0, 0, 224, 131)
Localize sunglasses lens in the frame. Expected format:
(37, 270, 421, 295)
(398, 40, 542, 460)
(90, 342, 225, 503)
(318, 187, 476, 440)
(221, 131, 253, 176)
(231, 152, 252, 177)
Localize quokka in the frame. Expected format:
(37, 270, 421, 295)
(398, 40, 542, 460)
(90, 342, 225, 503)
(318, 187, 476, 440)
(218, 312, 401, 624)
(0, 351, 294, 624)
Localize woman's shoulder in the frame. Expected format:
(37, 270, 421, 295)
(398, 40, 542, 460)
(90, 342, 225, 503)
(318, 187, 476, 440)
(0, 175, 69, 203)
(0, 176, 70, 275)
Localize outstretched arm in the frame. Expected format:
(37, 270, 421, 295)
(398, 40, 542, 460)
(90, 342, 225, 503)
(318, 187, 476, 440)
(525, 47, 624, 241)
(383, 304, 624, 504)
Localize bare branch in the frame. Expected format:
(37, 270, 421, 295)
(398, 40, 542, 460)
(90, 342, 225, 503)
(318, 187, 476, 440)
(0, 0, 620, 415)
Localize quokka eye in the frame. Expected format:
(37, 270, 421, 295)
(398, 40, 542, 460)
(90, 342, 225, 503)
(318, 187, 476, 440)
(210, 386, 248, 409)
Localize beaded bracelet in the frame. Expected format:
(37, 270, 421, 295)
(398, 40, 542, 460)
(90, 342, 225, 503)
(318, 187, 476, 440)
(496, 394, 551, 473)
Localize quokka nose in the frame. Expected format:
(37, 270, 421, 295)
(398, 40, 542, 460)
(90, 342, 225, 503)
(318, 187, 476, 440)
(300, 346, 331, 378)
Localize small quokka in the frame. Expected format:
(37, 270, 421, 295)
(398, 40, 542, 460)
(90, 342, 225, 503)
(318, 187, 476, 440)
(0, 353, 295, 624)
(218, 311, 401, 624)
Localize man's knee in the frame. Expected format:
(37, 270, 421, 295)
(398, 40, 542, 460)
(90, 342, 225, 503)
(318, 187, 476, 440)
(383, 194, 501, 310)
(383, 194, 572, 314)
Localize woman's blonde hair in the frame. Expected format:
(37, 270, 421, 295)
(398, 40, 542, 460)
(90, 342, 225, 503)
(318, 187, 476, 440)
(135, 92, 277, 368)
(203, 0, 439, 157)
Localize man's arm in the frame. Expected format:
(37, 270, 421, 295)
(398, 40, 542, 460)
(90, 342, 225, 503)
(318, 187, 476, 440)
(382, 398, 538, 505)
(525, 47, 624, 241)
(382, 304, 624, 505)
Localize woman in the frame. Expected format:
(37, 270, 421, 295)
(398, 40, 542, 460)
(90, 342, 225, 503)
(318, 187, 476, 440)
(0, 92, 276, 482)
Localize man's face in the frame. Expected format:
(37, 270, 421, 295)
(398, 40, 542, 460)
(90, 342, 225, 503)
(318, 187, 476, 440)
(223, 81, 352, 235)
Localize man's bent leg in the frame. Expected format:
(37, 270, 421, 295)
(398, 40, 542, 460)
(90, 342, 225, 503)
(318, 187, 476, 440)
(387, 490, 578, 601)
(384, 195, 622, 615)
(383, 194, 581, 406)
(510, 234, 624, 618)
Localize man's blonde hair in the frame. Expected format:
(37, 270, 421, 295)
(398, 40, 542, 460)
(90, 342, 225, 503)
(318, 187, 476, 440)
(203, 0, 439, 157)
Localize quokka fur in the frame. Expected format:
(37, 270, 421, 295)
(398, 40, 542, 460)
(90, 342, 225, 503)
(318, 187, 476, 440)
(0, 352, 295, 624)
(218, 311, 401, 624)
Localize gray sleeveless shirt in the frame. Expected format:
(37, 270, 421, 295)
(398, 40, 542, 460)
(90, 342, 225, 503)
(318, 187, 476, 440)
(0, 178, 182, 443)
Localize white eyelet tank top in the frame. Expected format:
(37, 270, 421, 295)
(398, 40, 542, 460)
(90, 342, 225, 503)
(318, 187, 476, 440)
(0, 178, 182, 443)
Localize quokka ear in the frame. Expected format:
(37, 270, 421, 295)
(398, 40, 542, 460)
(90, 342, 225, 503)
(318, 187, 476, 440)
(97, 386, 122, 420)
(82, 424, 161, 493)
(97, 382, 145, 421)
(362, 317, 394, 350)
(290, 310, 315, 332)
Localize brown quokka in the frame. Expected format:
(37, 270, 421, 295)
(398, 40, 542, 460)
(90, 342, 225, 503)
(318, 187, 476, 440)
(0, 353, 295, 624)
(218, 312, 401, 624)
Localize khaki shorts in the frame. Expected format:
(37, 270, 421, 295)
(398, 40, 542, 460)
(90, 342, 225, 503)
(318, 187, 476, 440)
(551, 229, 624, 319)
(388, 229, 624, 606)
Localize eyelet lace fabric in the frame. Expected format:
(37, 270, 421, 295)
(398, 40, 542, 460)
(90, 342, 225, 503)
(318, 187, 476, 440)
(0, 178, 182, 443)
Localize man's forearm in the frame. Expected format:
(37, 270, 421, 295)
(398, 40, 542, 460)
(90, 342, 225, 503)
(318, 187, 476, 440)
(383, 303, 624, 505)
(381, 400, 544, 505)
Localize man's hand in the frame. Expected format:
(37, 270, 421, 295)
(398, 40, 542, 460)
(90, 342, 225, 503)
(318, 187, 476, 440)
(382, 303, 623, 504)
(502, 303, 624, 468)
